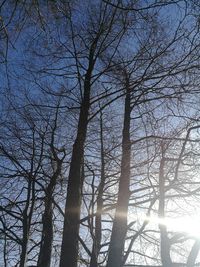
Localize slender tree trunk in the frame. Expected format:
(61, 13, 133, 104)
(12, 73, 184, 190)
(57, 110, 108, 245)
(19, 179, 32, 267)
(158, 154, 172, 267)
(59, 67, 93, 267)
(37, 150, 63, 267)
(3, 234, 7, 267)
(186, 240, 200, 267)
(37, 186, 54, 267)
(37, 195, 53, 267)
(19, 225, 28, 267)
(37, 125, 64, 267)
(89, 112, 105, 267)
(106, 81, 131, 267)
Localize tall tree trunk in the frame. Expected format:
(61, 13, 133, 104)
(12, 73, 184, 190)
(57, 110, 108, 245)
(89, 112, 106, 267)
(59, 65, 94, 267)
(106, 81, 131, 267)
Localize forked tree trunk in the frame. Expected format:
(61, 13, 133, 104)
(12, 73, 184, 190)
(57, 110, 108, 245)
(106, 81, 131, 267)
(37, 110, 64, 267)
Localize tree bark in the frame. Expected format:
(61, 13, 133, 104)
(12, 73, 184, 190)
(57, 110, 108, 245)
(37, 197, 53, 267)
(59, 63, 94, 267)
(90, 112, 106, 267)
(106, 79, 131, 267)
(158, 153, 172, 267)
(19, 224, 28, 267)
(19, 177, 35, 267)
(37, 170, 61, 266)
(186, 240, 200, 267)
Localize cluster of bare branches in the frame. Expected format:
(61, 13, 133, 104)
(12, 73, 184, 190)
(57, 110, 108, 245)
(1, 1, 200, 267)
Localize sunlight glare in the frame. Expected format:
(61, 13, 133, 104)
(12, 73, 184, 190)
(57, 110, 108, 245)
(144, 215, 200, 238)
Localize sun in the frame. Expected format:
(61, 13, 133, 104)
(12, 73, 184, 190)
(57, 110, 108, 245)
(127, 211, 200, 238)
(145, 215, 200, 238)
